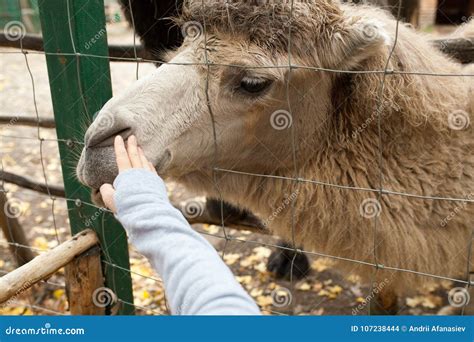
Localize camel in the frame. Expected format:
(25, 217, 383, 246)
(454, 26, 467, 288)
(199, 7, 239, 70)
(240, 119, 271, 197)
(77, 0, 474, 314)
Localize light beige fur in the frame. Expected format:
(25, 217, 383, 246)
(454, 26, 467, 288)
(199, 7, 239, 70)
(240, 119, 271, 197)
(77, 0, 474, 294)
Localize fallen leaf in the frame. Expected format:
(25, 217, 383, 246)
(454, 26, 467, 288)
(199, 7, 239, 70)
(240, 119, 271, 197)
(53, 289, 65, 300)
(223, 253, 240, 265)
(252, 247, 272, 258)
(328, 285, 343, 295)
(296, 282, 312, 291)
(256, 295, 273, 307)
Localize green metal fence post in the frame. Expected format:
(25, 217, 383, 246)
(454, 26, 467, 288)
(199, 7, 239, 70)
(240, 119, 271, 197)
(37, 0, 134, 315)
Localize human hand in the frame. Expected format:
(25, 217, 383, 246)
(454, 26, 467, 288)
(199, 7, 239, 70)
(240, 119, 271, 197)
(99, 135, 157, 213)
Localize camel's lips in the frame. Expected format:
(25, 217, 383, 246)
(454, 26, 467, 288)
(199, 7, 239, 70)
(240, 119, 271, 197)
(80, 147, 171, 207)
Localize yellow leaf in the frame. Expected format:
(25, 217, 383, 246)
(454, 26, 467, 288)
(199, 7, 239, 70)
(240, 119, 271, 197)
(223, 253, 240, 265)
(240, 255, 259, 267)
(311, 258, 335, 272)
(267, 282, 277, 290)
(422, 295, 442, 309)
(33, 237, 48, 250)
(254, 262, 267, 273)
(296, 282, 312, 291)
(250, 288, 263, 297)
(23, 308, 33, 315)
(318, 289, 330, 297)
(252, 247, 272, 258)
(406, 296, 423, 308)
(347, 274, 361, 283)
(236, 275, 252, 285)
(328, 285, 343, 295)
(53, 289, 65, 299)
(203, 225, 220, 235)
(256, 295, 273, 307)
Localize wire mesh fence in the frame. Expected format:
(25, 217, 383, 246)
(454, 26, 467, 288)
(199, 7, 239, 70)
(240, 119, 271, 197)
(0, 0, 473, 316)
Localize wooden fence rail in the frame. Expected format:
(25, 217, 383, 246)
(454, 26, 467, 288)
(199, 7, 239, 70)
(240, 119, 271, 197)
(0, 229, 103, 315)
(1, 32, 473, 64)
(0, 32, 149, 61)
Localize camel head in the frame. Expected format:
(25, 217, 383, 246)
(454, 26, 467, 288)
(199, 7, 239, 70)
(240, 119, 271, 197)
(76, 0, 391, 201)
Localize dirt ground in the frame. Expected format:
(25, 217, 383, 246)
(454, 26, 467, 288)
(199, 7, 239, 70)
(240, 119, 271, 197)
(0, 21, 464, 316)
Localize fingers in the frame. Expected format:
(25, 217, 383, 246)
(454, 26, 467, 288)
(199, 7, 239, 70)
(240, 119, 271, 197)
(127, 135, 142, 168)
(114, 135, 132, 172)
(139, 147, 157, 174)
(148, 162, 158, 174)
(100, 184, 117, 213)
(138, 147, 149, 169)
(114, 134, 156, 174)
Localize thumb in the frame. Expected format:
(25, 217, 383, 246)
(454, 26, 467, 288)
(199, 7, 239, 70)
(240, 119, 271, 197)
(99, 184, 117, 213)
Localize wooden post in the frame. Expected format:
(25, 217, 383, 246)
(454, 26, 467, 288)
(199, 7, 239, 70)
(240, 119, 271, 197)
(0, 229, 98, 304)
(65, 245, 106, 315)
(37, 0, 134, 314)
(0, 190, 35, 266)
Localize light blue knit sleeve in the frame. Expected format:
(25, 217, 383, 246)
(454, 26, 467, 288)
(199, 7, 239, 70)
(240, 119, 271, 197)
(113, 169, 261, 315)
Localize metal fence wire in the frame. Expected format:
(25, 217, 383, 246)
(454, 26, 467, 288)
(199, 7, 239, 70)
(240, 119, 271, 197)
(0, 0, 474, 316)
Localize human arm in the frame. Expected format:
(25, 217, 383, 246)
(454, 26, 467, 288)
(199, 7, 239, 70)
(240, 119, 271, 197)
(99, 136, 261, 315)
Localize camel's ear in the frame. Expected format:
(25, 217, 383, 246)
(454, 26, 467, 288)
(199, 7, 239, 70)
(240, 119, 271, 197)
(324, 17, 391, 70)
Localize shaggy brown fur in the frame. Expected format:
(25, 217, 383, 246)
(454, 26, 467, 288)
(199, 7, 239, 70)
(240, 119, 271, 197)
(176, 0, 474, 292)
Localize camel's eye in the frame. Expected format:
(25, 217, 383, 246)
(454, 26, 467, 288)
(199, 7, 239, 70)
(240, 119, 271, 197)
(239, 76, 272, 95)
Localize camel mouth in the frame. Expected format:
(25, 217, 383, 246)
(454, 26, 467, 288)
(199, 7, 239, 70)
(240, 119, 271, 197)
(87, 127, 133, 149)
(77, 143, 172, 192)
(76, 145, 118, 190)
(86, 149, 169, 208)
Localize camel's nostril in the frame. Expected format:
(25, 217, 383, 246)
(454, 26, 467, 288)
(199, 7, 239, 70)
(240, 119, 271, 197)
(87, 127, 133, 148)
